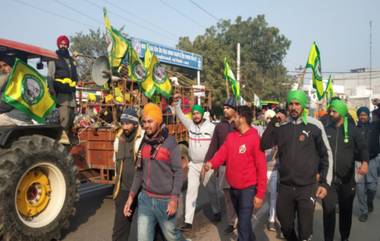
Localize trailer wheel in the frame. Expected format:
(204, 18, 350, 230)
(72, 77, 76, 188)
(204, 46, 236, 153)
(0, 135, 78, 241)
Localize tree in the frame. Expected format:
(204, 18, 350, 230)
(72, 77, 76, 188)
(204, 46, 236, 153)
(177, 15, 293, 105)
(69, 28, 108, 81)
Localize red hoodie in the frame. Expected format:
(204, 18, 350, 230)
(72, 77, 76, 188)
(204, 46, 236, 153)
(208, 127, 267, 199)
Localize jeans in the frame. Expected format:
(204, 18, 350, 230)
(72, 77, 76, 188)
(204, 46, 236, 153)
(137, 191, 184, 241)
(230, 186, 256, 241)
(267, 170, 278, 223)
(356, 158, 379, 215)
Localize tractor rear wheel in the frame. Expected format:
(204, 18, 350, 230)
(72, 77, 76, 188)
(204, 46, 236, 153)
(0, 135, 78, 241)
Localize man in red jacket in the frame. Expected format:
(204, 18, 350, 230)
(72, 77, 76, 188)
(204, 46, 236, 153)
(202, 105, 267, 241)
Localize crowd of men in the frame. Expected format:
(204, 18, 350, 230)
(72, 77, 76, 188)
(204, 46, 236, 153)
(1, 36, 380, 241)
(111, 89, 380, 241)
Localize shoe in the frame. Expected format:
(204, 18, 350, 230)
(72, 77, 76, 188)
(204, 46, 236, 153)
(267, 221, 277, 232)
(212, 212, 221, 222)
(224, 225, 235, 234)
(358, 213, 368, 222)
(180, 223, 192, 232)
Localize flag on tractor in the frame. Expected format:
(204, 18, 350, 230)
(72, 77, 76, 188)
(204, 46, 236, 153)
(324, 75, 334, 104)
(140, 46, 156, 99)
(150, 55, 172, 98)
(103, 8, 129, 72)
(224, 58, 240, 98)
(143, 46, 172, 99)
(306, 42, 324, 100)
(2, 59, 55, 123)
(128, 43, 146, 83)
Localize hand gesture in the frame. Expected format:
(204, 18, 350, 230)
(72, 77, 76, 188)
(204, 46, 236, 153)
(357, 162, 369, 176)
(123, 196, 134, 217)
(253, 197, 264, 209)
(166, 199, 178, 216)
(315, 186, 327, 199)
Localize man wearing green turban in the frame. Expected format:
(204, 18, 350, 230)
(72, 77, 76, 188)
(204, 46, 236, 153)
(322, 99, 369, 241)
(173, 94, 221, 231)
(261, 89, 331, 241)
(287, 89, 308, 124)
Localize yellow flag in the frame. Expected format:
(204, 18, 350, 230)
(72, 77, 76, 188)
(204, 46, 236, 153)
(2, 59, 55, 123)
(306, 42, 324, 100)
(150, 54, 172, 98)
(140, 46, 156, 99)
(104, 8, 129, 70)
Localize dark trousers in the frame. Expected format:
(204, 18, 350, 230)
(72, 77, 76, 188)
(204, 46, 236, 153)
(230, 186, 256, 241)
(112, 190, 136, 241)
(322, 180, 356, 241)
(276, 183, 316, 241)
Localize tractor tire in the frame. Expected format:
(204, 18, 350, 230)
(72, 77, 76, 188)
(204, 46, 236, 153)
(0, 135, 78, 241)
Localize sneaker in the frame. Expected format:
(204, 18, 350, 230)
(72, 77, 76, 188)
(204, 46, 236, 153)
(180, 223, 192, 232)
(267, 221, 277, 232)
(224, 225, 235, 234)
(212, 212, 222, 222)
(358, 214, 368, 222)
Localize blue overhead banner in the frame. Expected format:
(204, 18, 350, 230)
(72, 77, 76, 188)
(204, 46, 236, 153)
(131, 37, 203, 71)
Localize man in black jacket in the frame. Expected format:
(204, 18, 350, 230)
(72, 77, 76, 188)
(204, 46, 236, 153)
(112, 108, 144, 241)
(322, 100, 368, 241)
(47, 35, 78, 143)
(261, 90, 330, 241)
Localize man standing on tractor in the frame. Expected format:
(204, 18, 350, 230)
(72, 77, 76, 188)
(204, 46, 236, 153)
(112, 108, 144, 241)
(0, 57, 32, 125)
(47, 35, 78, 143)
(124, 103, 184, 241)
(172, 93, 221, 231)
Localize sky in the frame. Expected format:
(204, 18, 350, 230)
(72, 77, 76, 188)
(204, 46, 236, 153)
(1, 0, 379, 74)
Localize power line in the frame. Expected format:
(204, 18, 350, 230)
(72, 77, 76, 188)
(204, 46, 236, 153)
(13, 0, 96, 29)
(53, 0, 102, 25)
(103, 0, 179, 40)
(287, 70, 380, 74)
(188, 0, 219, 21)
(84, 0, 178, 42)
(159, 0, 206, 29)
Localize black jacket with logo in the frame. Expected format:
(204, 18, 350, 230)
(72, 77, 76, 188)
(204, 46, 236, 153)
(261, 118, 330, 187)
(325, 122, 368, 184)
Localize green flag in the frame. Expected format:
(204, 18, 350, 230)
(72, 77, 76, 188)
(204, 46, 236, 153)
(139, 45, 156, 99)
(306, 42, 324, 100)
(2, 59, 55, 123)
(224, 58, 240, 98)
(324, 75, 334, 104)
(127, 43, 146, 83)
(103, 8, 129, 72)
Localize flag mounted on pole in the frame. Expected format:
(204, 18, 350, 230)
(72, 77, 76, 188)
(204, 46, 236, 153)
(128, 43, 146, 83)
(103, 8, 129, 72)
(140, 46, 156, 99)
(2, 59, 55, 123)
(224, 58, 240, 98)
(324, 75, 334, 104)
(306, 42, 324, 100)
(150, 54, 172, 99)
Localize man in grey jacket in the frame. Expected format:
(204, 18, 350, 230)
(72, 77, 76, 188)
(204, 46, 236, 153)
(173, 94, 221, 231)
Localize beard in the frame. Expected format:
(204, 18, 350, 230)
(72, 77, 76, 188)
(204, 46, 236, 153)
(56, 48, 70, 58)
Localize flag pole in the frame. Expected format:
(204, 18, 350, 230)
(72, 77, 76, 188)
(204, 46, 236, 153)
(297, 67, 307, 90)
